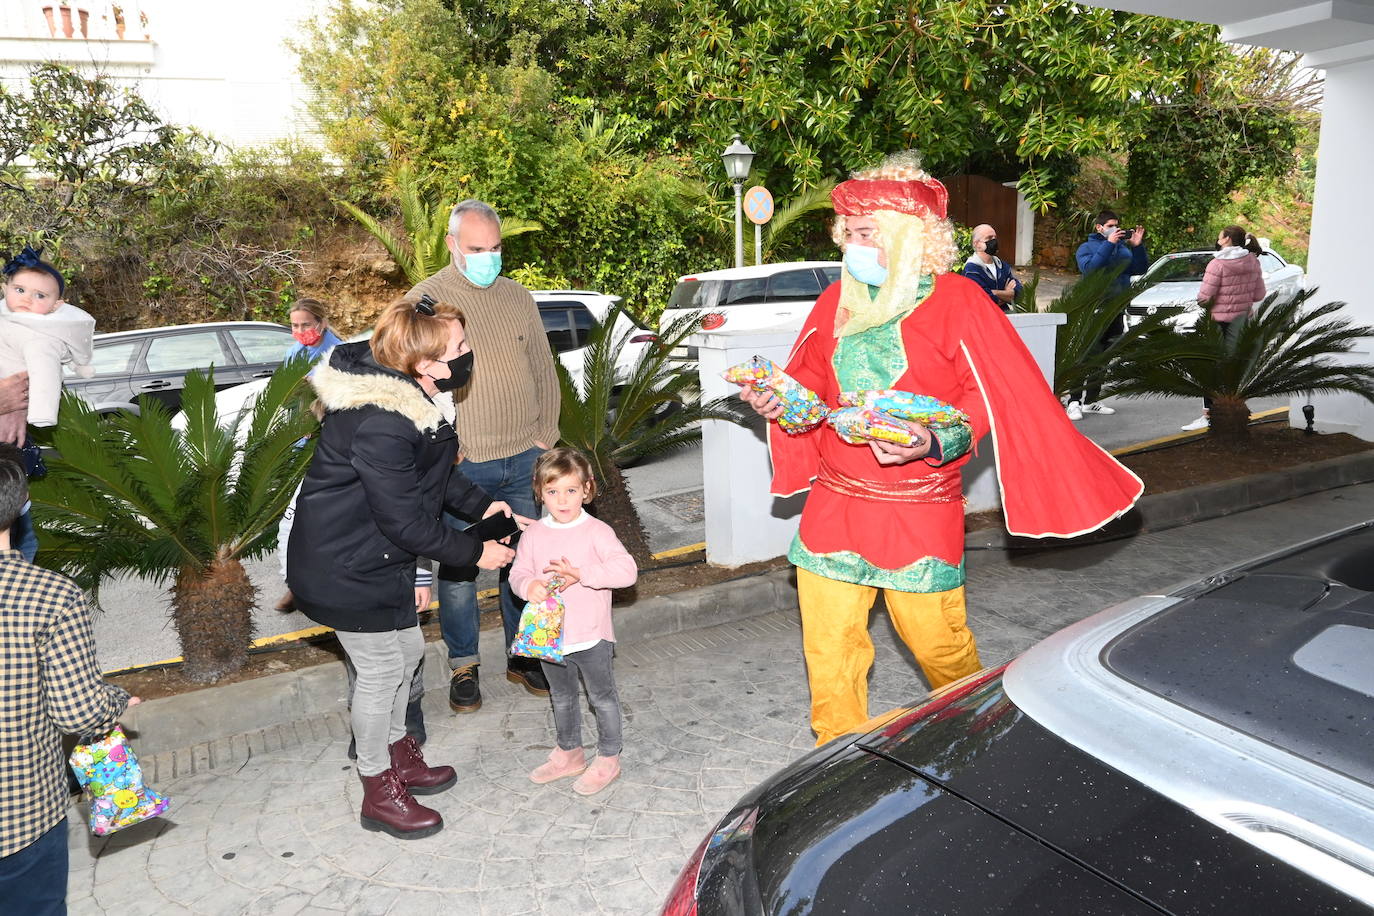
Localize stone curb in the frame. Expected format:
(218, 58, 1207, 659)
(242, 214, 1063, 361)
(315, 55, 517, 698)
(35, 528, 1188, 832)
(120, 451, 1374, 760)
(965, 449, 1374, 550)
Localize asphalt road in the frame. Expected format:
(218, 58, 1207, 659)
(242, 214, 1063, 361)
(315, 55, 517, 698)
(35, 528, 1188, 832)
(84, 390, 1292, 673)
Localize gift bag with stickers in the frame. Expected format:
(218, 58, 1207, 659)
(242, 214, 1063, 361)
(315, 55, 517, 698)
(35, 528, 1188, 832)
(509, 575, 566, 664)
(69, 726, 170, 835)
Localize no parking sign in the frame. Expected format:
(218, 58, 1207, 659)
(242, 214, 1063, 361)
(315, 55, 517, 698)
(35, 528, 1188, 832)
(744, 186, 774, 225)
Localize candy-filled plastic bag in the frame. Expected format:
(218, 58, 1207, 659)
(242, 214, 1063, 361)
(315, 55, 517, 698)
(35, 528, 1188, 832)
(721, 355, 829, 434)
(837, 389, 969, 428)
(69, 726, 170, 836)
(510, 575, 566, 664)
(829, 406, 922, 446)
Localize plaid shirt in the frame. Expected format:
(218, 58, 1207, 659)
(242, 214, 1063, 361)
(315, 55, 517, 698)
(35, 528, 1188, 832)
(0, 549, 128, 857)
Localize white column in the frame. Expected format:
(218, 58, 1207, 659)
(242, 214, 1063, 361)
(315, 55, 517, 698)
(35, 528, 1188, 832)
(693, 330, 806, 566)
(1290, 56, 1374, 439)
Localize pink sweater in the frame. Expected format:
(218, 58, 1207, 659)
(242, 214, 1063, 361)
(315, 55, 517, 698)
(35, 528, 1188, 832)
(510, 512, 638, 650)
(1197, 249, 1266, 323)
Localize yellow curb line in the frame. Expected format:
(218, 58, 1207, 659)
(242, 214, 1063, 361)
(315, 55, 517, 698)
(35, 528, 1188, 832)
(1110, 406, 1289, 456)
(103, 540, 713, 676)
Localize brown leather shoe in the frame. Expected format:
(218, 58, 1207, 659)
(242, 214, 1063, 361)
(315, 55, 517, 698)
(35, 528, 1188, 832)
(359, 768, 442, 839)
(274, 590, 295, 612)
(389, 735, 457, 795)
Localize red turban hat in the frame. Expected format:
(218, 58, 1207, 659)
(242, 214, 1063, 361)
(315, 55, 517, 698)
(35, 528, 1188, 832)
(831, 176, 948, 220)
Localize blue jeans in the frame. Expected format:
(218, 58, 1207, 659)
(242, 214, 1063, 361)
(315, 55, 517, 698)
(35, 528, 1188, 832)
(12, 508, 37, 562)
(0, 817, 68, 915)
(438, 447, 541, 670)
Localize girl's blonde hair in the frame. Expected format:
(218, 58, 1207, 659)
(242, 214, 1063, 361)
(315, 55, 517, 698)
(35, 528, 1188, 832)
(369, 297, 466, 377)
(532, 447, 597, 503)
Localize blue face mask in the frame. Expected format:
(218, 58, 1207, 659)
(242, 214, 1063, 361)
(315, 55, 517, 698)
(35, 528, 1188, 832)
(844, 245, 888, 287)
(461, 251, 502, 288)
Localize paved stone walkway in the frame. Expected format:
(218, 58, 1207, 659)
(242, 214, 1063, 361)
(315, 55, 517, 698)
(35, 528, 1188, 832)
(67, 483, 1374, 914)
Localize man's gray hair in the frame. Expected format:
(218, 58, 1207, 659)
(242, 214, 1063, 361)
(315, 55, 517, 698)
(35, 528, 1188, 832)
(448, 199, 501, 238)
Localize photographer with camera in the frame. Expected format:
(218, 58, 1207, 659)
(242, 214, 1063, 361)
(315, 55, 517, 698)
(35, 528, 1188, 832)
(1068, 210, 1150, 420)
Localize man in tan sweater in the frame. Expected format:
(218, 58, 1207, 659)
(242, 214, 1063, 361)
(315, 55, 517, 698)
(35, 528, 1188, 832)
(409, 199, 560, 711)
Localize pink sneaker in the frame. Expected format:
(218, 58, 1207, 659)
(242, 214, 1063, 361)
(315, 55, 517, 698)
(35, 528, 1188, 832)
(529, 747, 586, 784)
(572, 755, 621, 796)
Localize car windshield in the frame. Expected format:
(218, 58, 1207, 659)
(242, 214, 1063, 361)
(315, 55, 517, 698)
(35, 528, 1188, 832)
(1147, 253, 1215, 283)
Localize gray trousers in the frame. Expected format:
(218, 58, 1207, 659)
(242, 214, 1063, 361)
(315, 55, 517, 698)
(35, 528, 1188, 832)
(334, 627, 426, 777)
(541, 640, 622, 757)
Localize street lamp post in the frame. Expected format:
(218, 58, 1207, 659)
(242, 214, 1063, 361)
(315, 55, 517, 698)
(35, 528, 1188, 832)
(721, 134, 755, 269)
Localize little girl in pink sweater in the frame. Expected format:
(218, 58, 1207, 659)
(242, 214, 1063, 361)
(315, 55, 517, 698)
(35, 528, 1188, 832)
(510, 447, 638, 795)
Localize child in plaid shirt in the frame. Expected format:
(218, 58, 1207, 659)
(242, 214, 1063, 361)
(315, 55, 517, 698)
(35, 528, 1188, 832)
(0, 448, 138, 913)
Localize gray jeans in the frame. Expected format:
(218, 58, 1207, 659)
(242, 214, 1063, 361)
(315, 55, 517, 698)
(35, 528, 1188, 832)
(541, 640, 622, 757)
(335, 627, 426, 777)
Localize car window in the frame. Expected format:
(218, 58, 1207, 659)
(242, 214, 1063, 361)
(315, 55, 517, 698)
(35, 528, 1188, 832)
(72, 339, 141, 377)
(229, 327, 292, 363)
(820, 266, 842, 286)
(144, 331, 228, 374)
(539, 302, 596, 353)
(721, 277, 768, 306)
(1258, 252, 1284, 273)
(1150, 254, 1213, 283)
(667, 280, 711, 310)
(766, 269, 824, 301)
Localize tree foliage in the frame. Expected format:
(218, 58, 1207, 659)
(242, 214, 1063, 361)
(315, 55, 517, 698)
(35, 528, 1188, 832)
(654, 0, 1287, 211)
(1127, 49, 1314, 255)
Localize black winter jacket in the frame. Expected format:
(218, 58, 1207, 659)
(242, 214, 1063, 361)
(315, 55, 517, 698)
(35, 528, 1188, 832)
(286, 342, 492, 632)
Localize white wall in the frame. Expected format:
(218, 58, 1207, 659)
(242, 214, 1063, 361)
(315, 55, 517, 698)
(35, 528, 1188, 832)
(1290, 56, 1374, 439)
(0, 0, 326, 148)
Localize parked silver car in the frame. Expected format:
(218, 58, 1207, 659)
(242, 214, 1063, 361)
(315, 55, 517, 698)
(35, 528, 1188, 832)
(64, 321, 294, 416)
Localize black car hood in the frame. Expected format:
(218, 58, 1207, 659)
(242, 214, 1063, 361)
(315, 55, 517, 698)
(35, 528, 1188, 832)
(854, 676, 1361, 915)
(726, 741, 1161, 915)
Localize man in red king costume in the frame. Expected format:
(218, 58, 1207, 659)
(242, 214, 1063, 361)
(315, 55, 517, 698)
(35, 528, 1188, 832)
(739, 153, 1143, 745)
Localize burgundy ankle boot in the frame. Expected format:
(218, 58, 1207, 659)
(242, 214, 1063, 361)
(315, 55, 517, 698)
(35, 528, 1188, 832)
(389, 735, 457, 795)
(359, 768, 442, 839)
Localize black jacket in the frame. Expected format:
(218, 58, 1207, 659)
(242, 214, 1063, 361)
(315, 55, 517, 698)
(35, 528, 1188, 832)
(286, 342, 492, 632)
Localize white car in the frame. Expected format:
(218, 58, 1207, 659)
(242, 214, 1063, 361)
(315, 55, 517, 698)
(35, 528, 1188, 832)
(175, 290, 656, 430)
(660, 261, 842, 336)
(1124, 242, 1305, 331)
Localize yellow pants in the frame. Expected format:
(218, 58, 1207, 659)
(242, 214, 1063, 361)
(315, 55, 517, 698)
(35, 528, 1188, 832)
(797, 567, 983, 746)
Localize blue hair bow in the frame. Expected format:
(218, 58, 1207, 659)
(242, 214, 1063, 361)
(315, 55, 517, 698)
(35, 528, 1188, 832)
(2, 245, 65, 296)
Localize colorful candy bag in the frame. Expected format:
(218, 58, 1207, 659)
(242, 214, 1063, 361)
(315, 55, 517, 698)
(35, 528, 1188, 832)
(828, 390, 969, 447)
(510, 575, 566, 664)
(837, 389, 970, 427)
(69, 726, 170, 836)
(721, 355, 829, 434)
(829, 406, 921, 446)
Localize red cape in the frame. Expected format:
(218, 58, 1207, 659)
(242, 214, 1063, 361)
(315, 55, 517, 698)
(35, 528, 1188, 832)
(769, 275, 1142, 541)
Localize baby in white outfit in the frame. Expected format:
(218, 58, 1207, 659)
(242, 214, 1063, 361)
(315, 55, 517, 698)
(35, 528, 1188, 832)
(0, 247, 95, 430)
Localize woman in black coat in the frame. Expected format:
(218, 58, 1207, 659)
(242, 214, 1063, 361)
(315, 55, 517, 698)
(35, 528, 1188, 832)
(288, 296, 523, 839)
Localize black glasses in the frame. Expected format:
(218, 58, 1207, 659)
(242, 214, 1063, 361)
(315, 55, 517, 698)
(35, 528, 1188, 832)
(413, 294, 437, 316)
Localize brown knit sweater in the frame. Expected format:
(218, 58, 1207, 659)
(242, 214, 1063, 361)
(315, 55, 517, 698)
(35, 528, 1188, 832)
(409, 264, 560, 462)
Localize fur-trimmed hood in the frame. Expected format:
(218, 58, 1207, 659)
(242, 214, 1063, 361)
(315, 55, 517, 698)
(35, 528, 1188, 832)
(309, 341, 443, 433)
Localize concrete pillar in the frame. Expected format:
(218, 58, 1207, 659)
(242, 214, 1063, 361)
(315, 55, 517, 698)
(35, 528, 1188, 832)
(694, 312, 1065, 565)
(1290, 56, 1374, 440)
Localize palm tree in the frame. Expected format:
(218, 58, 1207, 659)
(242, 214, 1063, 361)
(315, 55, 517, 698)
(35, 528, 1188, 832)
(1107, 289, 1374, 443)
(28, 358, 319, 683)
(556, 305, 748, 564)
(336, 164, 542, 286)
(1011, 264, 1170, 402)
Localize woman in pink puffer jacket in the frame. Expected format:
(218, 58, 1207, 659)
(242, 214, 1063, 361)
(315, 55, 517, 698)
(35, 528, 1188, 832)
(1181, 225, 1268, 431)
